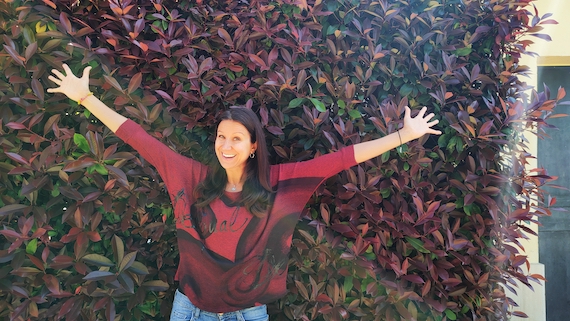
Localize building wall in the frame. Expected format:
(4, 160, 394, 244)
(512, 1, 570, 320)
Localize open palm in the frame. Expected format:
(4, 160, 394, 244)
(402, 106, 441, 139)
(47, 64, 92, 102)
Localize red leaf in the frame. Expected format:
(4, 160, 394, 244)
(82, 191, 102, 203)
(3, 44, 25, 67)
(0, 228, 21, 239)
(511, 311, 528, 318)
(104, 179, 117, 192)
(106, 298, 116, 321)
(198, 57, 214, 75)
(128, 72, 142, 95)
(94, 297, 109, 312)
(42, 0, 57, 9)
(248, 53, 268, 71)
(43, 274, 61, 294)
(217, 28, 233, 47)
(63, 158, 96, 172)
(74, 233, 89, 259)
(58, 297, 78, 319)
(451, 238, 470, 250)
(59, 12, 73, 35)
(86, 231, 102, 242)
(316, 293, 333, 304)
(6, 122, 27, 130)
(50, 255, 74, 269)
(0, 204, 29, 217)
(320, 203, 330, 225)
(105, 165, 129, 187)
(557, 86, 566, 101)
(5, 152, 30, 165)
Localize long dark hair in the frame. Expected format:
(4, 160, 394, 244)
(194, 107, 273, 217)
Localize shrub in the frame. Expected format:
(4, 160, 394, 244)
(0, 0, 562, 320)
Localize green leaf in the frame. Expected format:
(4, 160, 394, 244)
(343, 276, 354, 292)
(405, 236, 431, 253)
(83, 271, 115, 281)
(118, 271, 135, 293)
(82, 254, 115, 267)
(445, 309, 457, 320)
(289, 98, 305, 108)
(455, 47, 472, 57)
(128, 261, 150, 275)
(142, 280, 169, 291)
(309, 98, 326, 112)
(73, 133, 90, 153)
(348, 109, 361, 119)
(112, 235, 124, 263)
(26, 239, 38, 254)
(337, 100, 346, 108)
(119, 251, 137, 273)
(399, 83, 414, 97)
(88, 163, 108, 175)
(227, 70, 235, 81)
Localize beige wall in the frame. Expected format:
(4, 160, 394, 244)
(512, 1, 570, 320)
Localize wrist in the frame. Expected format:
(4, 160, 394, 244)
(77, 92, 93, 105)
(397, 127, 416, 144)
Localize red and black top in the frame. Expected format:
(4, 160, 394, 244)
(116, 120, 357, 313)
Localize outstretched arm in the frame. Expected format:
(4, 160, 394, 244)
(353, 106, 441, 164)
(47, 64, 127, 132)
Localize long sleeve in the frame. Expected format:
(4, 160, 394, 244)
(114, 119, 208, 195)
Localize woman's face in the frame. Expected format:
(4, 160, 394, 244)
(215, 120, 257, 174)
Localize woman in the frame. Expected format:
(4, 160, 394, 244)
(48, 64, 440, 320)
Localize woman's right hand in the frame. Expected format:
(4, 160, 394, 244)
(47, 64, 92, 102)
(46, 63, 128, 132)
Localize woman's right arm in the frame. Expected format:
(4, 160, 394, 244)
(47, 64, 127, 132)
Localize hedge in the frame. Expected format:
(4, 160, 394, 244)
(0, 0, 563, 320)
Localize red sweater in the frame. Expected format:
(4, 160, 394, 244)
(116, 120, 357, 312)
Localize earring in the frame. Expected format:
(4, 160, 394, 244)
(250, 152, 255, 159)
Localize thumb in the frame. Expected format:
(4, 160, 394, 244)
(82, 66, 92, 80)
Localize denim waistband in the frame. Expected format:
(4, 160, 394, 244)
(175, 289, 267, 319)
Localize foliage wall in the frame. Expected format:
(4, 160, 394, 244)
(0, 0, 563, 320)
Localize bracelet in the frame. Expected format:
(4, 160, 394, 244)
(397, 130, 403, 153)
(77, 92, 93, 105)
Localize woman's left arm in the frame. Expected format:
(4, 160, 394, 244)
(353, 106, 441, 164)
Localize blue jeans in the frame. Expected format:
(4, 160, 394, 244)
(170, 289, 269, 321)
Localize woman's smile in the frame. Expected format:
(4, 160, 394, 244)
(215, 120, 257, 174)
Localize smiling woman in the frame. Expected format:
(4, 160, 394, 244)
(47, 64, 440, 319)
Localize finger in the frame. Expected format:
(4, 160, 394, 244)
(82, 66, 92, 80)
(51, 69, 65, 80)
(417, 106, 427, 118)
(48, 75, 61, 85)
(47, 87, 61, 93)
(62, 64, 73, 77)
(429, 129, 442, 135)
(424, 113, 436, 121)
(404, 106, 411, 118)
(427, 120, 439, 127)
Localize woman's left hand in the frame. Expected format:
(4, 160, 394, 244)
(400, 106, 442, 140)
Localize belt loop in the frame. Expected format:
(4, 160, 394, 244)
(194, 306, 201, 319)
(236, 310, 245, 321)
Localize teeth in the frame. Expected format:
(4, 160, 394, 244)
(222, 153, 236, 158)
